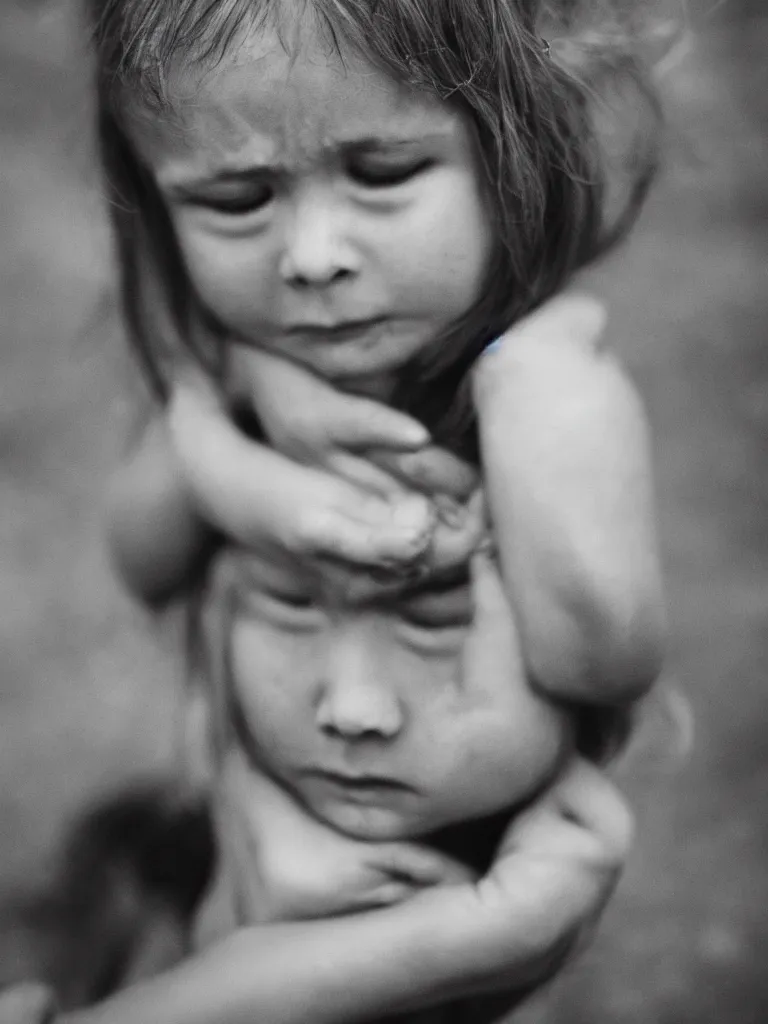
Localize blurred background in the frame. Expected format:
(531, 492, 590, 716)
(1, 0, 767, 1019)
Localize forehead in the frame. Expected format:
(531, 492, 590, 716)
(133, 15, 458, 173)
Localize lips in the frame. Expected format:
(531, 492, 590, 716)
(306, 769, 413, 794)
(285, 317, 386, 342)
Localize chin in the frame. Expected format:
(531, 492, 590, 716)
(319, 802, 418, 842)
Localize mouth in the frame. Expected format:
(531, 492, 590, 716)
(286, 317, 387, 342)
(306, 769, 414, 795)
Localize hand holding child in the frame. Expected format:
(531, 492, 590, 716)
(225, 344, 485, 572)
(448, 756, 633, 1001)
(213, 749, 473, 927)
(108, 364, 439, 603)
(109, 293, 664, 709)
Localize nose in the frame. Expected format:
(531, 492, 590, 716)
(316, 628, 403, 742)
(279, 191, 359, 289)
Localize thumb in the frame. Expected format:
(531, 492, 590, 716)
(498, 758, 633, 869)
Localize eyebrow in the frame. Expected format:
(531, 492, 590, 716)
(233, 549, 318, 596)
(161, 130, 452, 191)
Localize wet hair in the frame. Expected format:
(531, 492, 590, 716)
(89, 0, 663, 457)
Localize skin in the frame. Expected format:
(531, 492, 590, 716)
(114, 9, 664, 703)
(129, 13, 493, 394)
(48, 757, 632, 1024)
(221, 545, 572, 846)
(192, 541, 577, 967)
(13, 8, 656, 1023)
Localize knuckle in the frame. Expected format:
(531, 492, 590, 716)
(292, 505, 336, 552)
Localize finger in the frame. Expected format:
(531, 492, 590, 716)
(542, 758, 635, 865)
(169, 386, 434, 567)
(499, 758, 633, 870)
(324, 395, 430, 452)
(325, 450, 405, 498)
(228, 345, 429, 453)
(362, 881, 421, 908)
(304, 492, 434, 568)
(226, 342, 312, 407)
(376, 843, 476, 887)
(427, 490, 487, 574)
(369, 446, 479, 499)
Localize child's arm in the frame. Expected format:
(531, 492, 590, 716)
(473, 294, 666, 705)
(58, 760, 629, 1024)
(107, 368, 435, 607)
(106, 411, 215, 607)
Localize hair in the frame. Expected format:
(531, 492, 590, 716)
(0, 783, 214, 1004)
(89, 0, 663, 456)
(92, 0, 656, 764)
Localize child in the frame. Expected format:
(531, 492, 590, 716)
(98, 0, 666, 710)
(58, 0, 664, 1017)
(183, 533, 628, 1024)
(196, 514, 623, 926)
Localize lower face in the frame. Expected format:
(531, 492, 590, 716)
(224, 558, 572, 842)
(132, 13, 493, 388)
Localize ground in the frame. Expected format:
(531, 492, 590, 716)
(1, 2, 767, 1020)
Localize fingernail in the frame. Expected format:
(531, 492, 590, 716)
(434, 494, 465, 528)
(400, 421, 430, 446)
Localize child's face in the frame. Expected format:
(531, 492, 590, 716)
(131, 16, 493, 390)
(221, 549, 572, 842)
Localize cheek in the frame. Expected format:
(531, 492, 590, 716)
(229, 622, 316, 757)
(174, 224, 276, 330)
(441, 690, 573, 821)
(388, 174, 491, 314)
(488, 693, 573, 799)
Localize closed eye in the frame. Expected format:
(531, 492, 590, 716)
(184, 183, 274, 216)
(348, 158, 432, 188)
(237, 586, 323, 631)
(399, 584, 472, 630)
